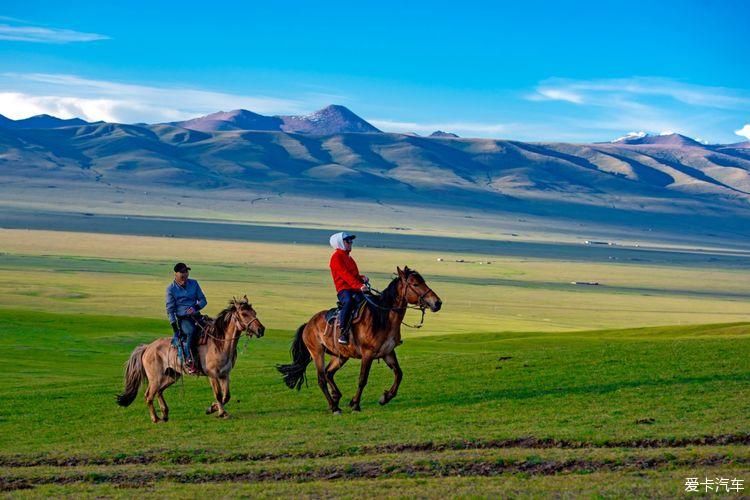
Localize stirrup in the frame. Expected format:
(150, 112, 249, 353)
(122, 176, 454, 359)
(337, 334, 349, 345)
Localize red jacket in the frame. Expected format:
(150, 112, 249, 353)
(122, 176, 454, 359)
(330, 248, 365, 293)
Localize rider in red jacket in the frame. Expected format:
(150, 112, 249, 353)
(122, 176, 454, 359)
(329, 232, 369, 344)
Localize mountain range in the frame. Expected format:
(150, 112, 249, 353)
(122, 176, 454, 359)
(1, 105, 750, 233)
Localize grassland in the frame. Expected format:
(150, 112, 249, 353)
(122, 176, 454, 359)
(1, 228, 749, 496)
(2, 228, 750, 333)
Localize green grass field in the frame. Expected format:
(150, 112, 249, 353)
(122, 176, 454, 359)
(1, 229, 749, 497)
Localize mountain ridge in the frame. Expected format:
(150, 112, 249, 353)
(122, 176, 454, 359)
(1, 109, 744, 149)
(2, 119, 750, 218)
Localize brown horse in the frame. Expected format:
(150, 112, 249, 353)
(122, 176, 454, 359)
(116, 296, 265, 422)
(278, 267, 442, 413)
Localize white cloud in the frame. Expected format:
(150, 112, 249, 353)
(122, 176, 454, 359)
(0, 73, 314, 123)
(529, 77, 750, 110)
(0, 92, 123, 122)
(736, 124, 750, 141)
(527, 88, 584, 104)
(0, 23, 108, 43)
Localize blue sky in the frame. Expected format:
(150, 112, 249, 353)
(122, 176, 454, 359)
(1, 0, 749, 142)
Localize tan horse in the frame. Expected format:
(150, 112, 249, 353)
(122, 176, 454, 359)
(278, 267, 441, 414)
(117, 296, 265, 422)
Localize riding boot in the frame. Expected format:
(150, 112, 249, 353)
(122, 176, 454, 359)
(336, 290, 355, 345)
(185, 358, 198, 374)
(338, 324, 350, 345)
(189, 346, 201, 374)
(180, 317, 200, 374)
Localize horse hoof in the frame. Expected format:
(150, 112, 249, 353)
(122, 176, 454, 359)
(380, 391, 393, 405)
(332, 409, 342, 416)
(219, 412, 230, 419)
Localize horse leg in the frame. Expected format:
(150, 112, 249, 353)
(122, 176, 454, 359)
(206, 376, 226, 417)
(144, 383, 160, 423)
(219, 375, 231, 405)
(379, 351, 403, 406)
(325, 356, 348, 411)
(156, 391, 169, 422)
(156, 375, 178, 422)
(349, 355, 374, 412)
(143, 361, 163, 423)
(313, 347, 338, 414)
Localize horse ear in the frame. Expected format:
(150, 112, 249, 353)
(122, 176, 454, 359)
(396, 266, 403, 277)
(242, 294, 248, 303)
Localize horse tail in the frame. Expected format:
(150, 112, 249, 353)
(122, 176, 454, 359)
(276, 323, 311, 390)
(116, 344, 147, 407)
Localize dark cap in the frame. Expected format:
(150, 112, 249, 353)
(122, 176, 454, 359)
(173, 262, 191, 273)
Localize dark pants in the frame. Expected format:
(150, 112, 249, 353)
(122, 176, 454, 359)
(178, 316, 199, 362)
(337, 290, 363, 333)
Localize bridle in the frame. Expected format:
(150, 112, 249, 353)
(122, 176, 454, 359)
(404, 278, 434, 310)
(235, 313, 261, 337)
(401, 278, 432, 328)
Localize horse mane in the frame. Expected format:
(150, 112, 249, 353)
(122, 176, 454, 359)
(204, 302, 237, 348)
(371, 276, 399, 330)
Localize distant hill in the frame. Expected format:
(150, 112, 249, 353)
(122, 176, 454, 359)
(279, 105, 381, 135)
(2, 115, 750, 225)
(430, 130, 459, 138)
(0, 113, 91, 129)
(3, 107, 750, 248)
(0, 114, 15, 128)
(171, 109, 283, 132)
(172, 105, 380, 135)
(611, 132, 704, 147)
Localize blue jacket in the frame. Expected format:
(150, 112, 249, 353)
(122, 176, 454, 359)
(166, 279, 207, 323)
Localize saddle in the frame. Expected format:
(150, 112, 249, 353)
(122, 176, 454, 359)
(325, 297, 368, 326)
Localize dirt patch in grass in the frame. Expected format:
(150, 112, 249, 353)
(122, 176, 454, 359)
(367, 433, 750, 454)
(1, 453, 747, 492)
(2, 433, 749, 469)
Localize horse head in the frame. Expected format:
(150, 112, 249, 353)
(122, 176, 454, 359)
(231, 295, 265, 337)
(397, 266, 442, 312)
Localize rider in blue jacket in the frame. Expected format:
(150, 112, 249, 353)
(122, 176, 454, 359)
(166, 262, 207, 373)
